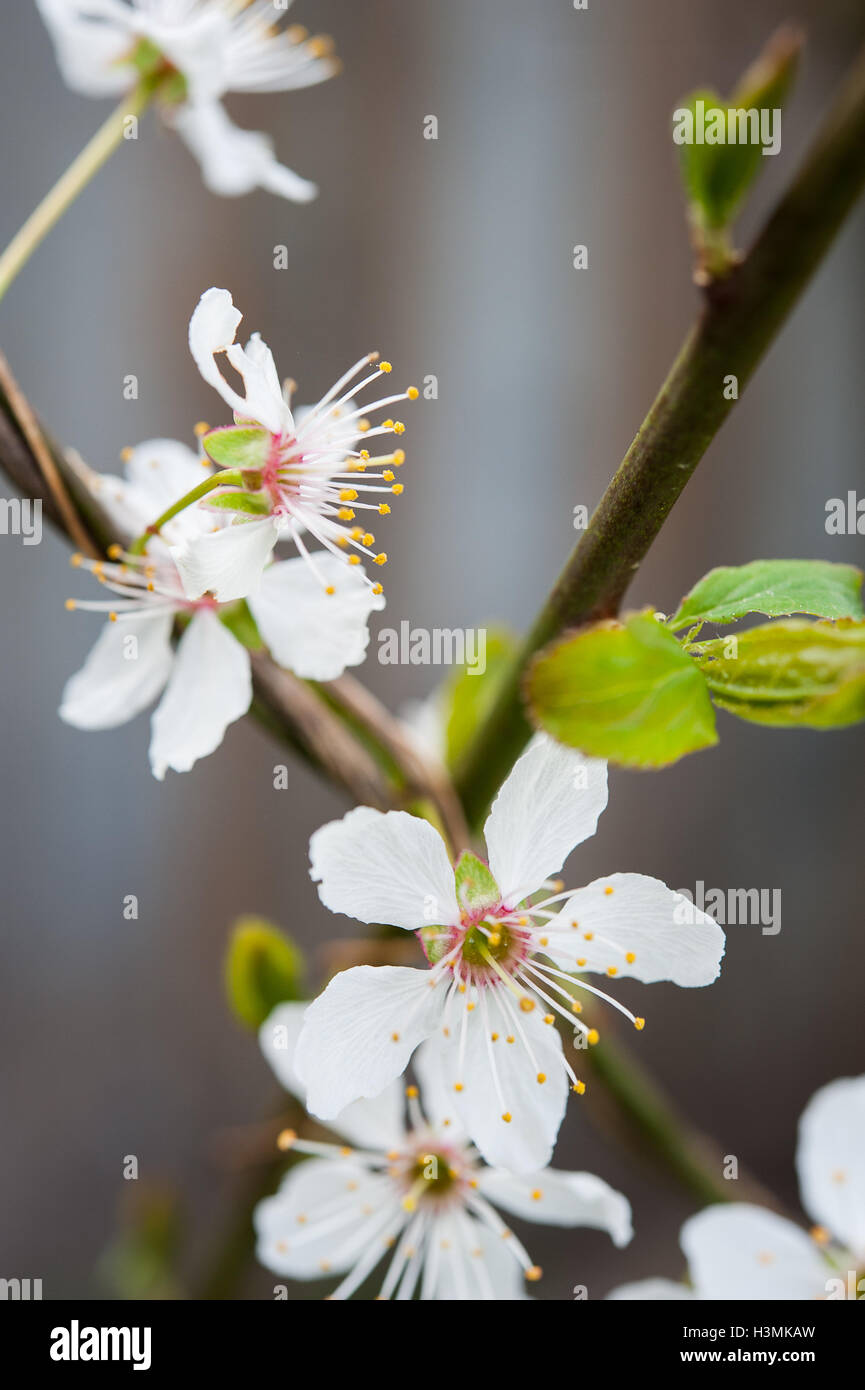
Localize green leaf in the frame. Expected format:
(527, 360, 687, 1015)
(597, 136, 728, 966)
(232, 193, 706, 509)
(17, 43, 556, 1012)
(203, 426, 270, 471)
(527, 610, 717, 768)
(219, 600, 263, 651)
(225, 917, 305, 1030)
(454, 850, 499, 917)
(669, 560, 864, 631)
(694, 619, 865, 728)
(444, 629, 518, 770)
(203, 489, 272, 515)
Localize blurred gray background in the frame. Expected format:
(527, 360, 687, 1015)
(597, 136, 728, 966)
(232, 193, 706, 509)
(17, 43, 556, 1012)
(1, 0, 864, 1300)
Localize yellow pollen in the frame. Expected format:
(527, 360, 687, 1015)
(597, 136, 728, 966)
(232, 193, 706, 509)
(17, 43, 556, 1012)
(454, 1082, 463, 1092)
(379, 361, 393, 374)
(536, 1073, 546, 1085)
(374, 553, 388, 565)
(531, 1190, 542, 1201)
(538, 936, 549, 947)
(405, 1085, 418, 1098)
(466, 1002, 475, 1012)
(335, 536, 348, 548)
(626, 952, 636, 964)
(337, 507, 354, 520)
(506, 1035, 515, 1044)
(325, 585, 335, 596)
(488, 933, 501, 947)
(393, 421, 406, 435)
(573, 1080, 586, 1095)
(359, 449, 370, 460)
(634, 1017, 645, 1031)
(583, 932, 594, 941)
(307, 34, 335, 58)
(362, 533, 375, 547)
(348, 555, 361, 565)
(607, 966, 618, 977)
(502, 1112, 512, 1124)
(570, 920, 579, 930)
(120, 446, 133, 462)
(491, 1032, 499, 1041)
(372, 583, 383, 595)
(339, 1146, 352, 1157)
(519, 997, 535, 1013)
(382, 470, 395, 482)
(832, 1169, 847, 1184)
(525, 1266, 543, 1282)
(407, 386, 419, 400)
(319, 1261, 331, 1273)
(277, 1129, 296, 1151)
(571, 1001, 582, 1014)
(391, 1031, 399, 1041)
(109, 611, 118, 622)
(65, 599, 77, 611)
(604, 886, 615, 896)
(811, 1225, 830, 1244)
(543, 1014, 554, 1025)
(106, 544, 123, 560)
(350, 527, 363, 539)
(391, 483, 404, 495)
(378, 503, 391, 515)
(194, 421, 209, 436)
(358, 419, 370, 432)
(70, 553, 83, 568)
(393, 449, 406, 464)
(576, 958, 586, 967)
(339, 488, 358, 502)
(587, 1028, 600, 1045)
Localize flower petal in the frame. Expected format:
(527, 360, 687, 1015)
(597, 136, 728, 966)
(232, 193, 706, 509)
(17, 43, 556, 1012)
(796, 1074, 865, 1261)
(187, 286, 288, 433)
(254, 1158, 396, 1280)
(249, 554, 385, 680)
(544, 873, 725, 988)
(484, 734, 608, 905)
(259, 1002, 405, 1152)
(122, 437, 213, 544)
(36, 0, 132, 96)
(148, 610, 251, 779)
(60, 614, 173, 730)
(681, 1204, 829, 1300)
(174, 101, 318, 205)
(172, 516, 279, 602)
(427, 993, 568, 1172)
(309, 806, 459, 931)
(607, 1278, 694, 1300)
(294, 966, 442, 1121)
(478, 1168, 632, 1246)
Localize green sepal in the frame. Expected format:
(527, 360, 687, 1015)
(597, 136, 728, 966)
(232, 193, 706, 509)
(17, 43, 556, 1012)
(219, 600, 263, 651)
(454, 850, 500, 919)
(203, 489, 272, 516)
(224, 917, 306, 1031)
(203, 426, 271, 471)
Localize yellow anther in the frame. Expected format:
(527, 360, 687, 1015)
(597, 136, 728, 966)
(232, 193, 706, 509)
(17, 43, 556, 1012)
(490, 1032, 499, 1042)
(487, 932, 501, 947)
(325, 585, 335, 596)
(374, 553, 388, 566)
(337, 507, 354, 520)
(536, 1073, 547, 1085)
(350, 526, 363, 539)
(531, 1190, 542, 1201)
(307, 33, 335, 58)
(538, 936, 548, 947)
(372, 582, 383, 595)
(810, 1225, 830, 1245)
(379, 360, 393, 374)
(120, 446, 133, 462)
(107, 544, 123, 560)
(573, 1080, 586, 1096)
(506, 1035, 515, 1044)
(382, 469, 395, 482)
(393, 449, 406, 465)
(502, 1112, 512, 1124)
(391, 483, 404, 495)
(277, 1129, 297, 1151)
(518, 917, 528, 926)
(65, 599, 77, 611)
(525, 1266, 543, 1282)
(358, 419, 370, 432)
(407, 386, 419, 400)
(359, 449, 370, 460)
(362, 532, 375, 547)
(626, 952, 636, 964)
(339, 488, 358, 502)
(454, 1082, 463, 1093)
(339, 1146, 353, 1157)
(393, 421, 405, 435)
(391, 1031, 400, 1041)
(335, 535, 349, 548)
(147, 582, 155, 592)
(583, 932, 594, 941)
(194, 421, 209, 436)
(543, 1014, 554, 1025)
(607, 966, 618, 978)
(348, 555, 361, 565)
(604, 885, 615, 896)
(571, 1000, 583, 1014)
(587, 1028, 600, 1046)
(405, 1084, 418, 1098)
(466, 1001, 476, 1012)
(519, 997, 535, 1013)
(634, 1017, 645, 1031)
(576, 958, 586, 967)
(70, 553, 83, 569)
(109, 611, 118, 622)
(378, 503, 391, 515)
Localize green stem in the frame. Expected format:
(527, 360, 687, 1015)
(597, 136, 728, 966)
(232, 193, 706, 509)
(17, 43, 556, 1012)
(455, 39, 865, 828)
(0, 78, 159, 305)
(128, 470, 243, 554)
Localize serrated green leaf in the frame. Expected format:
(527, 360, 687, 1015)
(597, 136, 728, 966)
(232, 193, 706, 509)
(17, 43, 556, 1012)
(669, 560, 864, 631)
(454, 850, 499, 917)
(203, 426, 270, 471)
(225, 917, 305, 1030)
(694, 619, 865, 728)
(444, 629, 518, 770)
(527, 610, 718, 768)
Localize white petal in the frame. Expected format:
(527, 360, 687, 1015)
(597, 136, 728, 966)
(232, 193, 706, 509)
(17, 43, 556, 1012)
(187, 286, 288, 433)
(259, 1002, 405, 1152)
(172, 517, 279, 602)
(36, 0, 132, 96)
(174, 100, 318, 204)
(249, 554, 385, 680)
(796, 1074, 865, 1261)
(478, 1168, 632, 1246)
(544, 873, 725, 988)
(293, 966, 442, 1121)
(122, 437, 212, 544)
(309, 806, 459, 931)
(254, 1159, 395, 1280)
(428, 993, 568, 1172)
(60, 614, 173, 730)
(681, 1204, 829, 1300)
(484, 734, 608, 905)
(607, 1278, 694, 1300)
(148, 610, 251, 779)
(427, 1210, 528, 1301)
